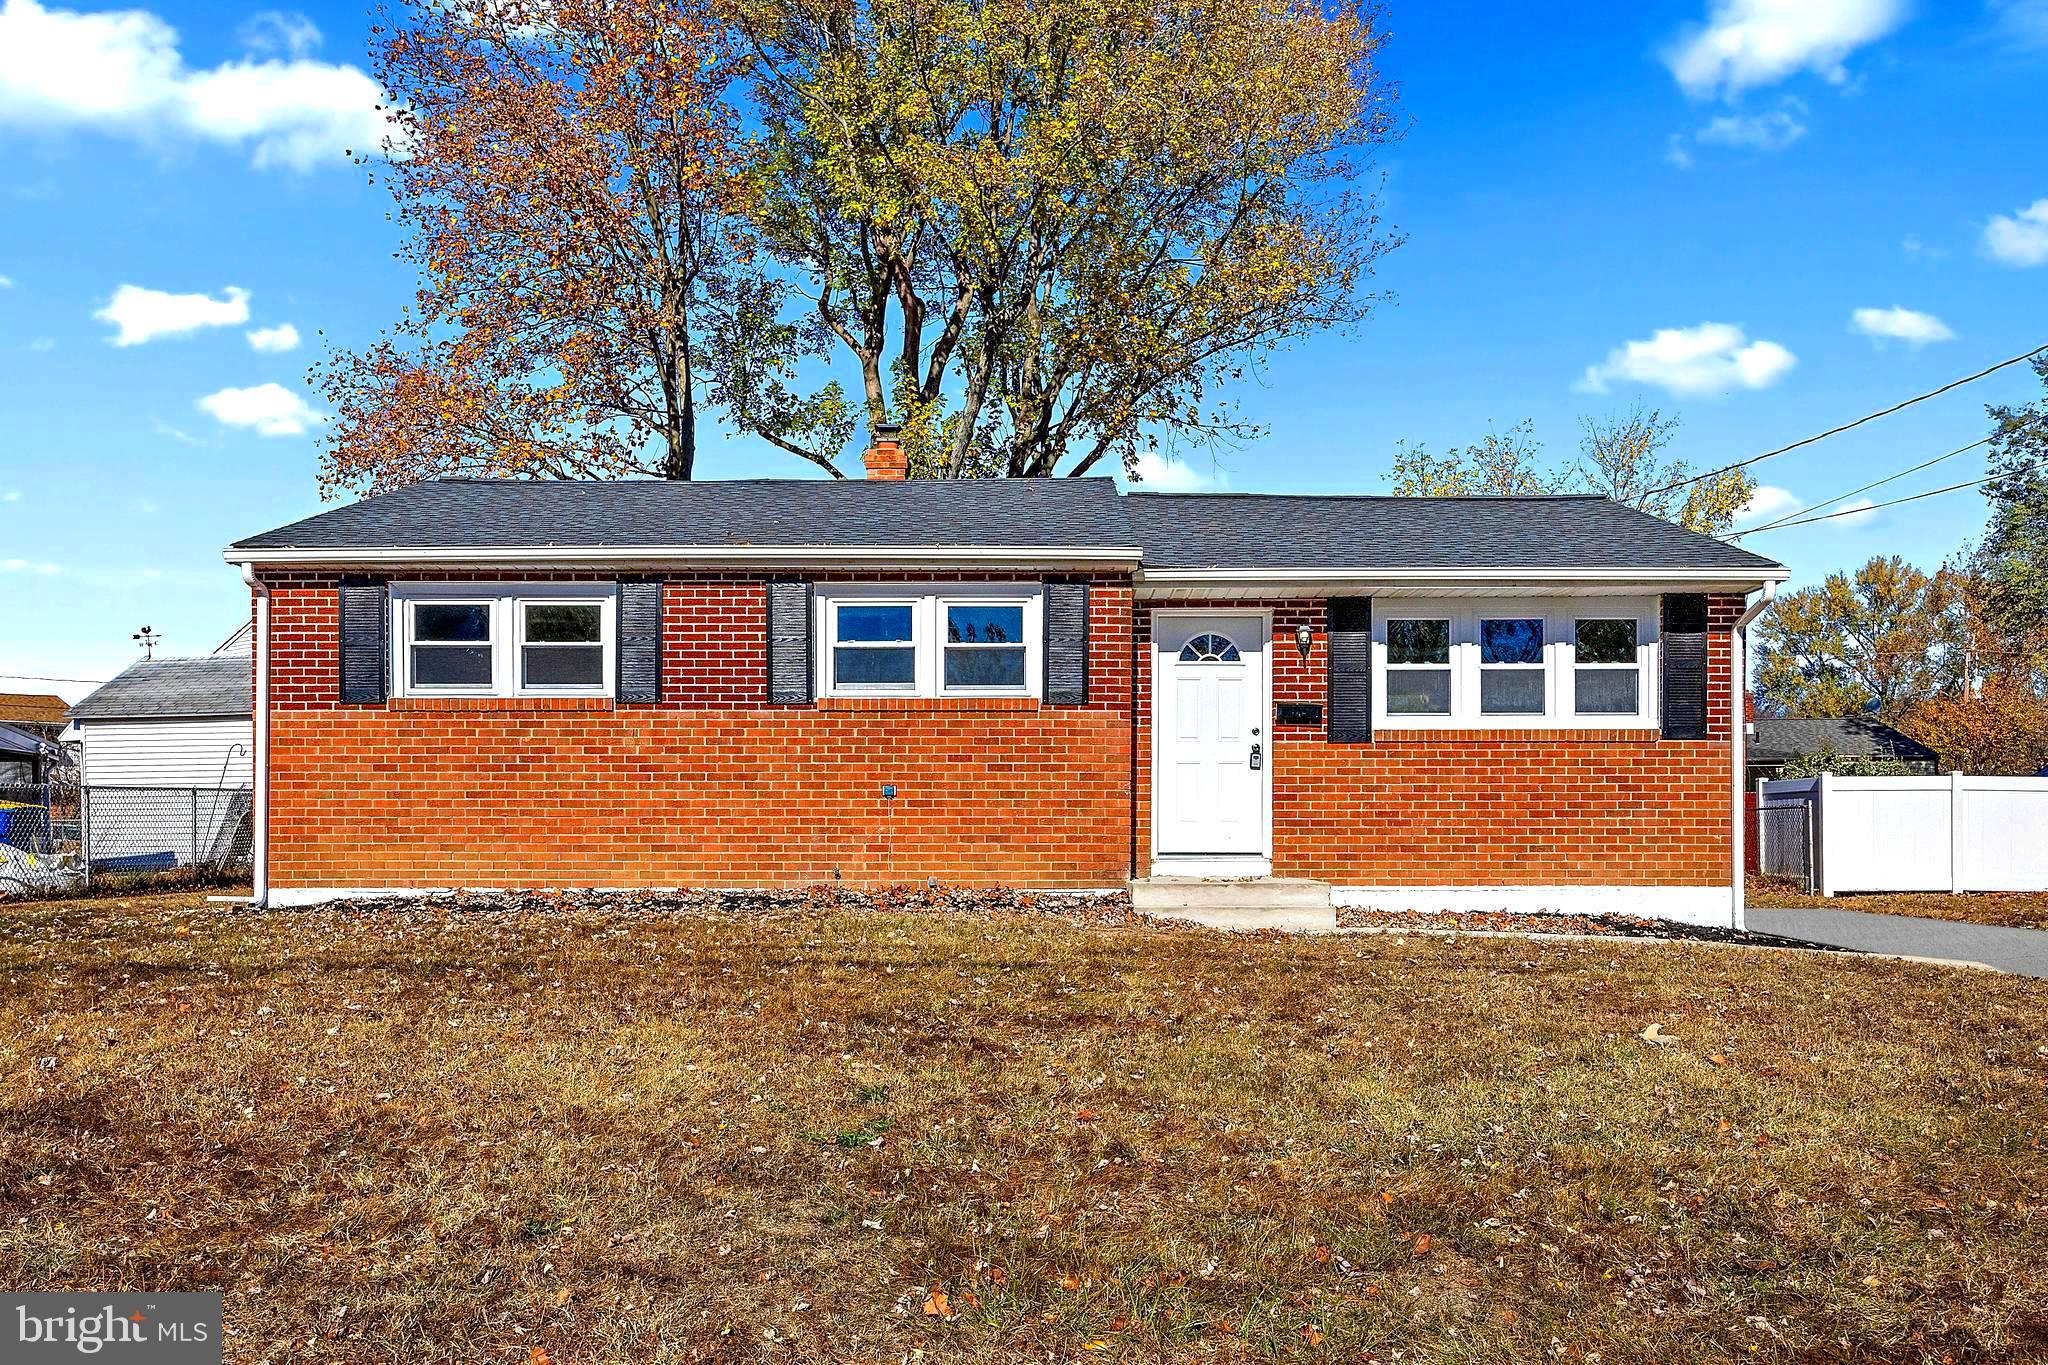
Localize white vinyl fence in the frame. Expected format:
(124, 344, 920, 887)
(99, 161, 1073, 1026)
(1759, 774, 2048, 896)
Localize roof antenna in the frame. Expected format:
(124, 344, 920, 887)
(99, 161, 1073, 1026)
(132, 625, 161, 661)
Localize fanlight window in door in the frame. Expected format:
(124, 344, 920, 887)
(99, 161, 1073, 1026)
(1179, 633, 1241, 663)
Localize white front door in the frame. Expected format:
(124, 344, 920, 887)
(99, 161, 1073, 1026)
(1155, 614, 1268, 857)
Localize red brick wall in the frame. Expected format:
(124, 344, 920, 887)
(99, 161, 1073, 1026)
(1135, 595, 1741, 887)
(256, 566, 1741, 893)
(260, 570, 1132, 889)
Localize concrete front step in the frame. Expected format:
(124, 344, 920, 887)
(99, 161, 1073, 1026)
(1130, 876, 1336, 932)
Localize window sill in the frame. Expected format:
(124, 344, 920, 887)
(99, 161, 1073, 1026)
(1368, 726, 1663, 744)
(389, 696, 616, 712)
(817, 696, 1042, 712)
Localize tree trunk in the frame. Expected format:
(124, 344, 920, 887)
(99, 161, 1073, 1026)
(663, 324, 696, 480)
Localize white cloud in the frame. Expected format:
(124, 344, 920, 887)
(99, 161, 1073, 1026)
(151, 417, 205, 446)
(0, 272, 12, 287)
(1, 488, 20, 502)
(1983, 199, 2048, 267)
(1851, 305, 1954, 345)
(1128, 452, 1224, 492)
(1577, 322, 1798, 397)
(246, 322, 300, 353)
(28, 337, 53, 351)
(1735, 484, 1801, 524)
(95, 283, 249, 345)
(1663, 134, 1695, 170)
(1664, 0, 1908, 98)
(1, 557, 61, 574)
(1696, 103, 1808, 151)
(0, 0, 395, 171)
(1991, 0, 2048, 50)
(1901, 233, 1947, 260)
(1830, 497, 1877, 528)
(237, 10, 320, 58)
(197, 381, 325, 436)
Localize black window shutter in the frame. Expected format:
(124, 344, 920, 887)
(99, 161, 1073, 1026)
(1660, 593, 1710, 739)
(1327, 597, 1372, 743)
(338, 578, 389, 704)
(616, 579, 664, 703)
(766, 580, 813, 705)
(1043, 582, 1090, 705)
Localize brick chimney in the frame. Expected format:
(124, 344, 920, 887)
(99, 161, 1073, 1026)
(862, 422, 907, 481)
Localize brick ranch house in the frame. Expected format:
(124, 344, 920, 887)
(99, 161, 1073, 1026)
(225, 431, 1787, 926)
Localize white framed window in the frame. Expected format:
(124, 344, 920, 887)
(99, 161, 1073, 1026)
(1372, 599, 1659, 729)
(817, 584, 1042, 699)
(392, 584, 617, 699)
(1571, 616, 1643, 716)
(1478, 616, 1547, 716)
(1383, 616, 1452, 717)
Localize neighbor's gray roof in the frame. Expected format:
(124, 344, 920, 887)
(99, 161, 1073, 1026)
(229, 479, 1784, 577)
(1124, 493, 1784, 573)
(69, 657, 251, 721)
(0, 721, 51, 757)
(1748, 717, 1938, 767)
(231, 478, 1137, 551)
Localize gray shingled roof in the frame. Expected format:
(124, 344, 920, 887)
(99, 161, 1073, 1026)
(231, 478, 1137, 551)
(229, 478, 1784, 577)
(1124, 493, 1783, 572)
(1748, 717, 1938, 767)
(70, 657, 251, 721)
(0, 721, 51, 757)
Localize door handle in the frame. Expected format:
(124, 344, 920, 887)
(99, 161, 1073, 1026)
(1249, 742, 1263, 771)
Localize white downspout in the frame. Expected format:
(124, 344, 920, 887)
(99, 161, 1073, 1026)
(1729, 582, 1776, 930)
(240, 563, 270, 908)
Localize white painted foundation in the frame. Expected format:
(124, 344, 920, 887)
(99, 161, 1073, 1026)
(1332, 885, 1733, 927)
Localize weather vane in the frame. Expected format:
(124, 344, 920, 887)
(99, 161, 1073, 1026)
(132, 625, 161, 660)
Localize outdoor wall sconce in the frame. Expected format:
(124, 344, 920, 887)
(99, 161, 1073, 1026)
(1294, 623, 1313, 660)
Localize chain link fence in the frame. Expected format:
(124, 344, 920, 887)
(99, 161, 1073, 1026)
(1, 782, 251, 897)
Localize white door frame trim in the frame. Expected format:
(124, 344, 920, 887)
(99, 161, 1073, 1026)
(1149, 607, 1274, 876)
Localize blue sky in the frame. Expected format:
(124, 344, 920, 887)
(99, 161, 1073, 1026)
(2, 0, 2045, 698)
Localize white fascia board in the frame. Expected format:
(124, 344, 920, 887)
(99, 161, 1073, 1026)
(1135, 565, 1789, 596)
(225, 544, 1145, 570)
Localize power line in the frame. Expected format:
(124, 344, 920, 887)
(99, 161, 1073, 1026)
(0, 673, 109, 685)
(1643, 342, 2046, 498)
(1730, 474, 1994, 534)
(1726, 436, 1992, 540)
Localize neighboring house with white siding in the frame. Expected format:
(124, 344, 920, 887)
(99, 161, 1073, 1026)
(69, 656, 253, 867)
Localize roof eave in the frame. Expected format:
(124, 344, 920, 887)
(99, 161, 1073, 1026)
(1135, 565, 1790, 598)
(225, 544, 1145, 570)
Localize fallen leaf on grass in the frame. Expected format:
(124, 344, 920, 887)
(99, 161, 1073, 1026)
(1412, 1234, 1433, 1257)
(923, 1289, 949, 1317)
(1312, 1244, 1332, 1264)
(1075, 1108, 1100, 1121)
(529, 1350, 551, 1365)
(1640, 1023, 1675, 1046)
(1300, 1324, 1324, 1345)
(1709, 1053, 1729, 1067)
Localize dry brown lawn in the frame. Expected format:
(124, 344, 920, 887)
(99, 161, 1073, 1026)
(1748, 876, 2048, 931)
(2, 888, 2045, 1364)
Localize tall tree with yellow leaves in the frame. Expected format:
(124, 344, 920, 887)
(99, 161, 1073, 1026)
(736, 0, 1400, 477)
(320, 0, 850, 490)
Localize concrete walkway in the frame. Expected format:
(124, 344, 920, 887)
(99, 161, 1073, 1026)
(1746, 906, 2048, 978)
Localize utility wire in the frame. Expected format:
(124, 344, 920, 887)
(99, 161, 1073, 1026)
(1726, 436, 1992, 540)
(1643, 343, 2045, 498)
(0, 673, 109, 685)
(1730, 474, 1995, 534)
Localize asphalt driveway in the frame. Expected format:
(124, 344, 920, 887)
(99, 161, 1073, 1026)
(1747, 906, 2048, 979)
